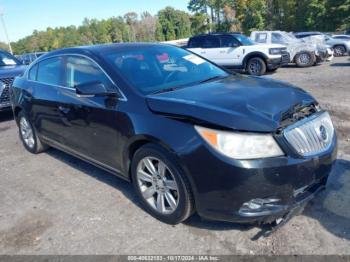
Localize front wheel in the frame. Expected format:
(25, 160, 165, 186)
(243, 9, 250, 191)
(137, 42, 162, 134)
(295, 52, 316, 67)
(18, 111, 48, 154)
(333, 45, 346, 57)
(246, 57, 266, 76)
(131, 144, 194, 224)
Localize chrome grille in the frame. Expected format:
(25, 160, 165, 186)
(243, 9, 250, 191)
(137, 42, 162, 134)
(284, 112, 334, 157)
(0, 77, 14, 105)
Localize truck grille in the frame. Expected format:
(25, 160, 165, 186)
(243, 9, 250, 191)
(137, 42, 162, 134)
(0, 77, 14, 106)
(284, 112, 334, 157)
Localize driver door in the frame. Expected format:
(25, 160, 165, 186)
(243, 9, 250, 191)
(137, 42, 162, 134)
(56, 55, 125, 172)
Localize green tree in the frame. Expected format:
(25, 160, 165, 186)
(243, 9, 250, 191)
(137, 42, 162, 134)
(157, 7, 191, 40)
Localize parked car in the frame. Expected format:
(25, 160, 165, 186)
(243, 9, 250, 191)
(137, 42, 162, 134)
(187, 33, 289, 76)
(11, 43, 337, 226)
(297, 34, 334, 61)
(294, 32, 350, 56)
(0, 50, 27, 112)
(251, 31, 327, 67)
(332, 35, 350, 41)
(18, 52, 47, 65)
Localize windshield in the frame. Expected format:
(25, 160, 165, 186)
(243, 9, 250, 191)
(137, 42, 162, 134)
(0, 51, 20, 66)
(106, 45, 229, 95)
(234, 35, 254, 45)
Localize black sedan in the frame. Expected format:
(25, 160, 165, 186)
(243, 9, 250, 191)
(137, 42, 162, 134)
(10, 43, 337, 225)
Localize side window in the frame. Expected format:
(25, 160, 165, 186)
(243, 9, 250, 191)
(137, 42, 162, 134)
(28, 64, 38, 80)
(65, 56, 111, 89)
(188, 37, 204, 48)
(272, 33, 284, 44)
(254, 33, 267, 43)
(220, 35, 240, 47)
(37, 57, 63, 86)
(202, 36, 220, 48)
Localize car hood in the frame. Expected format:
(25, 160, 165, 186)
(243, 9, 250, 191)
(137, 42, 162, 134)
(0, 65, 27, 78)
(146, 75, 316, 132)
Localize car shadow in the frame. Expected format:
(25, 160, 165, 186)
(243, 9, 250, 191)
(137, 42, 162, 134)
(45, 148, 350, 241)
(303, 158, 350, 240)
(0, 111, 14, 122)
(46, 148, 253, 233)
(331, 63, 350, 67)
(46, 148, 141, 207)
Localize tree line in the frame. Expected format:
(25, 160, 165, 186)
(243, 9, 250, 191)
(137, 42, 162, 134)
(3, 0, 350, 54)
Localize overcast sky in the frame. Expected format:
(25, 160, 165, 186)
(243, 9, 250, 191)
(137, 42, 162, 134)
(0, 0, 189, 43)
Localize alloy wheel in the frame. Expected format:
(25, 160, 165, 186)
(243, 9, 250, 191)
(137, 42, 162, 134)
(299, 53, 311, 65)
(136, 157, 179, 215)
(19, 117, 35, 149)
(334, 46, 345, 56)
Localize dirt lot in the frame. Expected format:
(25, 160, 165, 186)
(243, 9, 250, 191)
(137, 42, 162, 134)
(0, 57, 349, 255)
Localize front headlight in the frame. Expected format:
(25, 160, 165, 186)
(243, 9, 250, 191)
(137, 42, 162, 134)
(195, 126, 284, 160)
(269, 48, 284, 55)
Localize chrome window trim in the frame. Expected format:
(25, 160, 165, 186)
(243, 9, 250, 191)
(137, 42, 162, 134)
(26, 53, 127, 101)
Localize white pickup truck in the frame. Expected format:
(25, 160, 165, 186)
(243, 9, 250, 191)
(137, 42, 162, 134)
(186, 33, 289, 76)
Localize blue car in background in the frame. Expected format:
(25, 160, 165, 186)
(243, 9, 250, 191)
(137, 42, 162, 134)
(0, 50, 27, 112)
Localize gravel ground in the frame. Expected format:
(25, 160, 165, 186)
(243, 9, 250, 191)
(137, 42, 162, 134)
(0, 56, 349, 255)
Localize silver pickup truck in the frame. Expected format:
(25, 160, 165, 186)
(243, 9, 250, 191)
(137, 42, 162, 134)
(251, 31, 331, 67)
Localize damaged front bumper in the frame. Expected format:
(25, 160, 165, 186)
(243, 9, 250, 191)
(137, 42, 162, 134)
(267, 53, 290, 69)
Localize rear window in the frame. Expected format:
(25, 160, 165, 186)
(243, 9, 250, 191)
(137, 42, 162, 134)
(28, 64, 38, 80)
(37, 57, 63, 86)
(188, 36, 205, 48)
(188, 36, 220, 48)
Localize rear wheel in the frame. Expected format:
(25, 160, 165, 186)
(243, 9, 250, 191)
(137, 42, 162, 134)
(333, 45, 346, 57)
(18, 111, 48, 154)
(295, 52, 315, 67)
(131, 144, 194, 224)
(246, 57, 266, 76)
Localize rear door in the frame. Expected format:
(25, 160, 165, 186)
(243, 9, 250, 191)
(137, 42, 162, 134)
(29, 56, 66, 144)
(218, 35, 243, 66)
(188, 36, 222, 64)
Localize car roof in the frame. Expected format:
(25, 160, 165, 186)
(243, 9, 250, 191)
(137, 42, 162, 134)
(190, 33, 243, 38)
(294, 32, 322, 36)
(37, 42, 174, 60)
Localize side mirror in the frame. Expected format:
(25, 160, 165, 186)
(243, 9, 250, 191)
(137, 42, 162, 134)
(75, 81, 113, 97)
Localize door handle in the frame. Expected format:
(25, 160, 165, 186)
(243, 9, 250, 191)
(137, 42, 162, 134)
(219, 51, 226, 54)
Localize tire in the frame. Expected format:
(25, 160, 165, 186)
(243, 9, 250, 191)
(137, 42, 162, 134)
(131, 143, 194, 224)
(18, 111, 49, 154)
(333, 45, 346, 57)
(295, 52, 315, 67)
(246, 57, 266, 76)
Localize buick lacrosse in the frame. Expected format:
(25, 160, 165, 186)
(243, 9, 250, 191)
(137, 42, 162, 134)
(11, 43, 337, 225)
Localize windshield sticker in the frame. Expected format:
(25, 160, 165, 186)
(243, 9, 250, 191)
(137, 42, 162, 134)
(183, 54, 205, 65)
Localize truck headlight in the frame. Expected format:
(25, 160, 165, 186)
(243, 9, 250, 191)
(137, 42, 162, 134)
(195, 126, 284, 160)
(269, 48, 284, 55)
